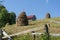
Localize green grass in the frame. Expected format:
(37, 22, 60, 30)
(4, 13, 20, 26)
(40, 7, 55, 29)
(12, 34, 33, 40)
(12, 33, 60, 40)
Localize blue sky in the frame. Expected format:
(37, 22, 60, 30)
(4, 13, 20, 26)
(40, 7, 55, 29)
(1, 0, 60, 19)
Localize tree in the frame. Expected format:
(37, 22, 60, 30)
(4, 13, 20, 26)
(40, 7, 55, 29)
(0, 5, 16, 28)
(17, 11, 28, 26)
(8, 12, 16, 25)
(0, 5, 5, 10)
(0, 5, 8, 28)
(46, 13, 51, 18)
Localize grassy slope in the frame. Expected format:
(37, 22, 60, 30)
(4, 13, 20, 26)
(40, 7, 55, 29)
(3, 18, 60, 35)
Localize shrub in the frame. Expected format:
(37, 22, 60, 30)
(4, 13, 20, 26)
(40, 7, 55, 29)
(8, 12, 16, 25)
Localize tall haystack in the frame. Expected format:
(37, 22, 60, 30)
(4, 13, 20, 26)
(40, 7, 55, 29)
(16, 11, 28, 26)
(46, 13, 51, 18)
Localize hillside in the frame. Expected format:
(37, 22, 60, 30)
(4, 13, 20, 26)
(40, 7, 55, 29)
(3, 18, 60, 35)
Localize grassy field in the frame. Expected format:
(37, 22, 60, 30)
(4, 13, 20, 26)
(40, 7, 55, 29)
(2, 17, 60, 40)
(3, 18, 60, 34)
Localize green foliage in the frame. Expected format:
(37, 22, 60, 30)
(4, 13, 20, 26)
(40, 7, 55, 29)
(0, 5, 16, 28)
(8, 12, 16, 25)
(0, 5, 8, 28)
(0, 5, 5, 12)
(41, 33, 50, 40)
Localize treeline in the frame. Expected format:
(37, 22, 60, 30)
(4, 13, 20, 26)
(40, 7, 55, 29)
(0, 5, 16, 28)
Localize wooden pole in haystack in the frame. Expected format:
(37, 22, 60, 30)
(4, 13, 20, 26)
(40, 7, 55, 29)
(44, 24, 50, 40)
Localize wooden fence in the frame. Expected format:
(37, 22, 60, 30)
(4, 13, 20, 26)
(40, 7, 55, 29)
(0, 24, 60, 40)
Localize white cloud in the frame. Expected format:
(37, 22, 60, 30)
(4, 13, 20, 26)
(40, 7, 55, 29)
(46, 0, 48, 3)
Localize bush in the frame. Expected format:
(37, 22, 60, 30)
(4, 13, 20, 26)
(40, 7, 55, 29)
(8, 12, 16, 25)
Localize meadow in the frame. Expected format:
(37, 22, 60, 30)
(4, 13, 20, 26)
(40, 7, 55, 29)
(3, 18, 60, 40)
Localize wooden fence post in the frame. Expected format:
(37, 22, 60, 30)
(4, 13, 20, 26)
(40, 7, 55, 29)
(0, 29, 3, 40)
(32, 31, 36, 40)
(2, 29, 12, 40)
(44, 24, 50, 40)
